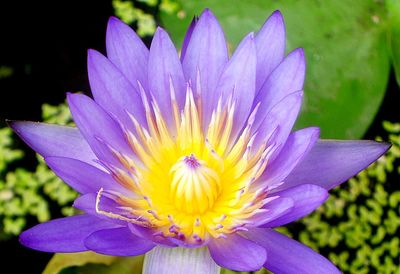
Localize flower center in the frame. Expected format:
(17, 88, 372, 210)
(170, 154, 220, 214)
(95, 86, 275, 245)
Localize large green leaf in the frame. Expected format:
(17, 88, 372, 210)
(43, 252, 144, 274)
(43, 252, 116, 274)
(161, 0, 390, 139)
(386, 0, 400, 87)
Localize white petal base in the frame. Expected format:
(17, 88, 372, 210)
(143, 246, 220, 274)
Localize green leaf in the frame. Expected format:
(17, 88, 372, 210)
(386, 0, 400, 87)
(43, 252, 117, 274)
(161, 0, 390, 138)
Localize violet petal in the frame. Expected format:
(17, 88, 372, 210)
(262, 184, 328, 227)
(253, 48, 305, 129)
(255, 10, 286, 92)
(87, 49, 147, 127)
(208, 233, 266, 271)
(244, 228, 341, 274)
(84, 226, 155, 256)
(9, 121, 97, 166)
(181, 9, 228, 129)
(215, 33, 257, 141)
(148, 27, 186, 128)
(45, 156, 129, 195)
(20, 215, 118, 253)
(259, 127, 320, 187)
(67, 93, 133, 167)
(106, 16, 149, 90)
(281, 140, 391, 191)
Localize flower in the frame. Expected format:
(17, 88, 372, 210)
(11, 9, 389, 273)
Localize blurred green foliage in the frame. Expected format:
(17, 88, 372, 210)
(0, 66, 13, 79)
(0, 103, 77, 239)
(112, 0, 179, 37)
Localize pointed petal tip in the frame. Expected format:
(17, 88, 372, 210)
(270, 10, 284, 21)
(201, 8, 214, 17)
(291, 47, 305, 58)
(87, 48, 102, 63)
(108, 16, 122, 25)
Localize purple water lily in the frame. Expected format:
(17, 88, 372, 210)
(11, 9, 389, 273)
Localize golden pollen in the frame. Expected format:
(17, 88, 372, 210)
(170, 154, 220, 214)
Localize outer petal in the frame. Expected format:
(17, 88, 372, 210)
(74, 192, 142, 227)
(73, 193, 126, 225)
(215, 33, 257, 140)
(181, 9, 228, 129)
(9, 121, 97, 165)
(244, 228, 341, 274)
(84, 227, 155, 256)
(249, 197, 294, 227)
(263, 184, 328, 227)
(45, 157, 129, 195)
(208, 233, 266, 271)
(180, 16, 197, 61)
(259, 127, 320, 187)
(19, 215, 118, 252)
(148, 27, 186, 128)
(281, 140, 391, 191)
(88, 49, 147, 127)
(253, 48, 305, 129)
(252, 90, 303, 153)
(106, 16, 149, 90)
(255, 10, 286, 92)
(67, 93, 132, 166)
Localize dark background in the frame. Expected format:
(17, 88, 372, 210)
(0, 1, 114, 272)
(0, 1, 399, 273)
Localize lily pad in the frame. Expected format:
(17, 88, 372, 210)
(386, 0, 400, 87)
(161, 0, 390, 139)
(44, 252, 144, 274)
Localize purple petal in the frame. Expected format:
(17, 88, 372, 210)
(244, 228, 341, 274)
(264, 184, 328, 227)
(181, 9, 228, 129)
(84, 226, 155, 256)
(87, 49, 147, 127)
(67, 93, 132, 166)
(45, 157, 129, 195)
(253, 48, 305, 129)
(20, 215, 118, 253)
(208, 233, 266, 271)
(9, 121, 97, 166)
(73, 193, 101, 215)
(106, 16, 149, 90)
(252, 90, 303, 153)
(249, 197, 293, 227)
(74, 192, 136, 222)
(148, 27, 186, 128)
(180, 16, 197, 61)
(128, 223, 177, 247)
(259, 127, 320, 187)
(281, 140, 391, 191)
(255, 10, 286, 92)
(215, 33, 257, 140)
